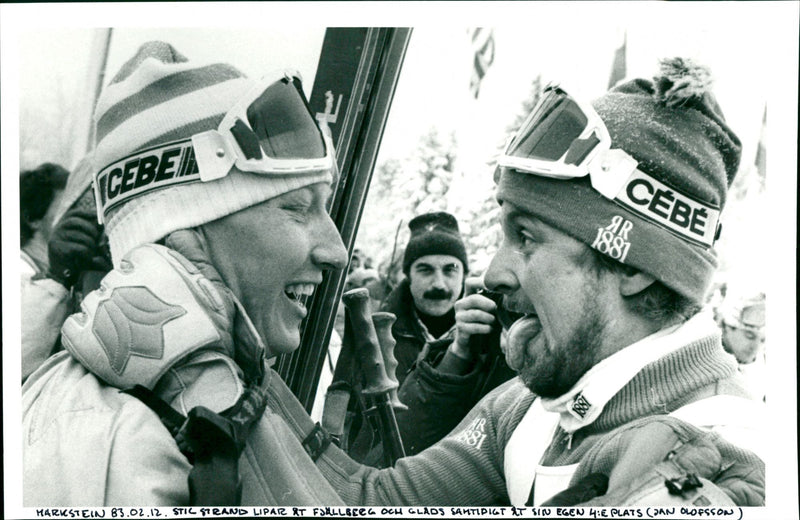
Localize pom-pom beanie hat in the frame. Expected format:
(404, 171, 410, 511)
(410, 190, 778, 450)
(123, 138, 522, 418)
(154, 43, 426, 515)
(496, 58, 742, 303)
(93, 41, 331, 264)
(403, 211, 469, 275)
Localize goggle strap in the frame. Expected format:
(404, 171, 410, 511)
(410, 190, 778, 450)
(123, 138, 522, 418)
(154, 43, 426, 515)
(608, 165, 721, 248)
(230, 118, 263, 160)
(93, 171, 105, 224)
(95, 139, 202, 218)
(192, 131, 235, 182)
(587, 148, 638, 199)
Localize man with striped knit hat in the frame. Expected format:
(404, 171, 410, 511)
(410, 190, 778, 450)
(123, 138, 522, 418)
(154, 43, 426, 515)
(22, 41, 352, 506)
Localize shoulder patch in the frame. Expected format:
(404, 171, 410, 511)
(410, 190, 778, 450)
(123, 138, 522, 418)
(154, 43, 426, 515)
(453, 416, 489, 450)
(62, 244, 229, 390)
(93, 287, 186, 375)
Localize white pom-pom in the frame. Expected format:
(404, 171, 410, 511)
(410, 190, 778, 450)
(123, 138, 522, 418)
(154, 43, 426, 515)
(654, 57, 713, 107)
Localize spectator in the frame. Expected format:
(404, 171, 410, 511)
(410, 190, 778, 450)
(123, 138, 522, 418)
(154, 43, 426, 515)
(383, 212, 469, 383)
(20, 163, 69, 381)
(720, 292, 767, 401)
(20, 163, 69, 271)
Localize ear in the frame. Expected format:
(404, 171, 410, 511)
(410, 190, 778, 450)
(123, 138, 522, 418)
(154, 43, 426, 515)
(618, 271, 656, 297)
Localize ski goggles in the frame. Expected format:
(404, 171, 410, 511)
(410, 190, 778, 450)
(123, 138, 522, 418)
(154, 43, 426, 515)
(94, 70, 333, 223)
(497, 84, 722, 247)
(497, 83, 637, 200)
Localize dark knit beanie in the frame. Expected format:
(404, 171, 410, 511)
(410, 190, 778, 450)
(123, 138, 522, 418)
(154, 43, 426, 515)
(402, 212, 469, 275)
(497, 58, 741, 303)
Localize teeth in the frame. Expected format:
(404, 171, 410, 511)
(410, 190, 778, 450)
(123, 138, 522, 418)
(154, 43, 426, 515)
(285, 283, 315, 300)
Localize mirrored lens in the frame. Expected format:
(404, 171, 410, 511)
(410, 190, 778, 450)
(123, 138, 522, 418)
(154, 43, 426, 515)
(245, 78, 326, 160)
(507, 90, 588, 162)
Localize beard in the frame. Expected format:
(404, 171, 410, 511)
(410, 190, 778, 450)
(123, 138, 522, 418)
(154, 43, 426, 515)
(508, 294, 609, 399)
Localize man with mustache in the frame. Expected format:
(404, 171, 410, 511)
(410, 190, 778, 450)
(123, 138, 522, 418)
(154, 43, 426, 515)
(386, 211, 469, 385)
(256, 58, 766, 507)
(345, 211, 474, 462)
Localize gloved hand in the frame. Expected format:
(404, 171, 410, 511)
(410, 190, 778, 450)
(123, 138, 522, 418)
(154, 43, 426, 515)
(550, 415, 765, 507)
(47, 205, 110, 288)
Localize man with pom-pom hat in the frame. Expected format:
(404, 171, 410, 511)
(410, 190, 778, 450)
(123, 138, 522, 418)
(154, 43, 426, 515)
(226, 58, 766, 508)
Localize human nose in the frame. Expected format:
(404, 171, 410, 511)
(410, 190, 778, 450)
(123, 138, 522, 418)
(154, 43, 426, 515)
(312, 215, 348, 271)
(484, 244, 519, 295)
(431, 269, 448, 288)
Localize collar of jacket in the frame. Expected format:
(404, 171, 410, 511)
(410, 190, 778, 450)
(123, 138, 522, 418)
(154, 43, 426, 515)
(541, 311, 718, 433)
(584, 330, 740, 435)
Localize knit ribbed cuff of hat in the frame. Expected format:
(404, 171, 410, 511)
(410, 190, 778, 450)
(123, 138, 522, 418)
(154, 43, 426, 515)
(496, 169, 718, 303)
(105, 168, 331, 265)
(403, 232, 469, 274)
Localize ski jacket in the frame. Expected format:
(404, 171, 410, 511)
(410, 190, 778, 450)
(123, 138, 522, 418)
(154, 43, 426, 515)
(22, 243, 344, 506)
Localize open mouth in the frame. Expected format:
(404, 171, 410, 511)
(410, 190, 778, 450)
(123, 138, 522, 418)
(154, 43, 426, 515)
(284, 283, 316, 311)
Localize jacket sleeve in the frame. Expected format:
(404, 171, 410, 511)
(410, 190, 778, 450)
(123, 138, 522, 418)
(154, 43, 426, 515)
(265, 365, 526, 505)
(21, 276, 70, 382)
(23, 358, 191, 507)
(395, 340, 488, 455)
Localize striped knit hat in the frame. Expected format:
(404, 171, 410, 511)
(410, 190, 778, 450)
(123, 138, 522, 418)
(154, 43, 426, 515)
(94, 41, 331, 263)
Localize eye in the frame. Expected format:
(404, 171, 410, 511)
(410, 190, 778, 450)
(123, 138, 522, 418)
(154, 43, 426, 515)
(444, 265, 460, 276)
(280, 189, 314, 220)
(284, 202, 311, 220)
(517, 228, 536, 249)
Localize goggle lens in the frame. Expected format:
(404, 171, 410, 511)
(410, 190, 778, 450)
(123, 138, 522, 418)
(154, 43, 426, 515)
(237, 77, 326, 161)
(507, 90, 589, 163)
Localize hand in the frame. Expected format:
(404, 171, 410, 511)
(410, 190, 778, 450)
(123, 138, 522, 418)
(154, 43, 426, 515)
(562, 415, 764, 507)
(450, 277, 497, 360)
(47, 206, 110, 288)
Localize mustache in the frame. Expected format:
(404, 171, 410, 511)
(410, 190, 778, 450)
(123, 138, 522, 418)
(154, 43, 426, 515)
(423, 287, 453, 300)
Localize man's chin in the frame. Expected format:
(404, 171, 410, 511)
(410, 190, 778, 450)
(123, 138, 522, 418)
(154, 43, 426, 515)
(263, 329, 301, 358)
(515, 322, 604, 399)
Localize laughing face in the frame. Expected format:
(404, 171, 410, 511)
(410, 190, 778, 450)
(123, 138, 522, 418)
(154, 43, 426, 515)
(484, 201, 616, 398)
(199, 182, 347, 357)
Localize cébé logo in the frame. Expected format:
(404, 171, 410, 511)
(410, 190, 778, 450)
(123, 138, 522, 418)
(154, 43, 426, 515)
(592, 215, 632, 262)
(615, 170, 720, 247)
(96, 140, 200, 212)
